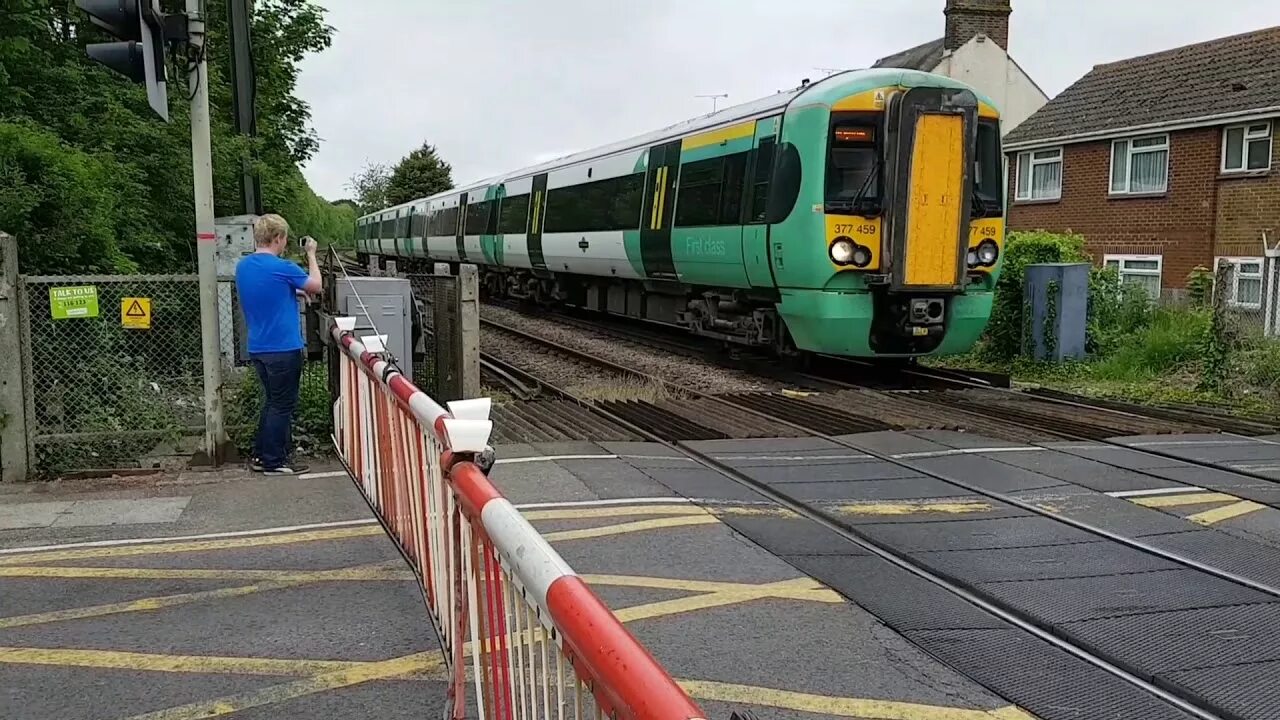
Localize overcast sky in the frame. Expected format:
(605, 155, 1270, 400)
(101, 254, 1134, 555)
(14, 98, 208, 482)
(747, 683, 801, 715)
(297, 0, 1280, 200)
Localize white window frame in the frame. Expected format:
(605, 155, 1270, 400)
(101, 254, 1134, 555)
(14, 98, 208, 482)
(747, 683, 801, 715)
(1104, 254, 1163, 300)
(1014, 147, 1063, 201)
(1109, 134, 1170, 195)
(1214, 256, 1265, 310)
(1221, 122, 1272, 174)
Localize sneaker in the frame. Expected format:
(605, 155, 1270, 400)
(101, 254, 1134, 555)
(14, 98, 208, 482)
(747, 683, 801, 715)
(248, 457, 266, 472)
(263, 463, 310, 476)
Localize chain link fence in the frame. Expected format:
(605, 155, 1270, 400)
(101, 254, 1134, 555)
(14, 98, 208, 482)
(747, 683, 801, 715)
(19, 274, 207, 473)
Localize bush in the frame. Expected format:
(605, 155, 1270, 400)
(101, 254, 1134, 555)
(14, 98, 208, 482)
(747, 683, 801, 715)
(227, 361, 332, 457)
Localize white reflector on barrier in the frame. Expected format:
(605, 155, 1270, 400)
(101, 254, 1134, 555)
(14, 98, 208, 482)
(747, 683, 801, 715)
(335, 316, 357, 332)
(360, 334, 387, 353)
(447, 397, 492, 421)
(442, 418, 493, 453)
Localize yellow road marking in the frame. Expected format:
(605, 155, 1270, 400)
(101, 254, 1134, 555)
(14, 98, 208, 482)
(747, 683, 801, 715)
(116, 652, 440, 720)
(679, 679, 1036, 719)
(0, 525, 384, 566)
(1187, 500, 1267, 526)
(0, 580, 306, 629)
(0, 646, 365, 677)
(838, 501, 991, 517)
(523, 505, 708, 521)
(1132, 492, 1237, 508)
(611, 578, 842, 623)
(0, 564, 411, 582)
(543, 514, 720, 542)
(582, 574, 841, 602)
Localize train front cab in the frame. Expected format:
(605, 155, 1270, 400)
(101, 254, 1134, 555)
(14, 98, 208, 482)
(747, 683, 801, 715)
(773, 73, 1005, 358)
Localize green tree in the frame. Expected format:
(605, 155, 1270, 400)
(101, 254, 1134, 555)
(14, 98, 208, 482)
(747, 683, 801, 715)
(347, 161, 391, 214)
(386, 142, 453, 206)
(0, 0, 354, 272)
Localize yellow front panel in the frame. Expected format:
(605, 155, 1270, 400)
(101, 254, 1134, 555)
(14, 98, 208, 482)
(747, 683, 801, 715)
(968, 217, 1004, 252)
(904, 113, 965, 287)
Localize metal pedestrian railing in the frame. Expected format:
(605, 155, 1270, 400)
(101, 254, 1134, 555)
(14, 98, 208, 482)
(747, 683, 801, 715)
(330, 319, 707, 720)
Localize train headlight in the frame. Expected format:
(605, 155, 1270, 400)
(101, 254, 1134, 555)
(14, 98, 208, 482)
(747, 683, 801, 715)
(966, 249, 979, 268)
(851, 245, 872, 268)
(977, 240, 999, 266)
(830, 238, 856, 265)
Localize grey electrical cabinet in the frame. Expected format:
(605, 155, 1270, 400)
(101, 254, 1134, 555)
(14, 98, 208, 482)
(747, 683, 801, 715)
(334, 276, 414, 379)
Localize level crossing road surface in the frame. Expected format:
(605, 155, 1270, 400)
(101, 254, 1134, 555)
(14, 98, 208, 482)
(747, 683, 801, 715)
(6, 429, 1280, 718)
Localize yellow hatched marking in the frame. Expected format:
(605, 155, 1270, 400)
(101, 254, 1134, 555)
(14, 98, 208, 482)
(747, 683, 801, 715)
(839, 501, 991, 517)
(542, 514, 720, 542)
(0, 564, 410, 582)
(1187, 500, 1267, 526)
(681, 679, 1035, 719)
(117, 652, 440, 720)
(583, 574, 841, 603)
(523, 504, 791, 522)
(0, 525, 383, 566)
(0, 580, 306, 629)
(611, 577, 842, 623)
(682, 121, 755, 151)
(1132, 492, 1236, 508)
(0, 646, 365, 677)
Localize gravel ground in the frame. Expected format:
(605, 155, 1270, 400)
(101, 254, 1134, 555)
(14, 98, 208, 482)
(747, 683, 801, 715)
(482, 324, 669, 401)
(482, 305, 778, 394)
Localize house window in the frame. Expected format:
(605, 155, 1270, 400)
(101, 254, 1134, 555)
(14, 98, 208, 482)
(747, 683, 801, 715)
(1104, 254, 1162, 299)
(1110, 134, 1169, 195)
(1222, 122, 1272, 173)
(1015, 148, 1062, 201)
(1215, 256, 1265, 309)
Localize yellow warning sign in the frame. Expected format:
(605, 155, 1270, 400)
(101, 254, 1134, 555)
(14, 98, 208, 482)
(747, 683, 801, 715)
(121, 297, 151, 330)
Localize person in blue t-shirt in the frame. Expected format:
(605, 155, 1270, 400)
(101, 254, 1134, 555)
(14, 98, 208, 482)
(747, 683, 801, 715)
(234, 214, 322, 474)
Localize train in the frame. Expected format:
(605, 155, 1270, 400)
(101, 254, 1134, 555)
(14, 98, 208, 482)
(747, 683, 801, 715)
(354, 68, 1006, 358)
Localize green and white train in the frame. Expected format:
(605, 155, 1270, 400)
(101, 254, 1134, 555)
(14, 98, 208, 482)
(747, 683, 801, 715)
(355, 68, 1006, 358)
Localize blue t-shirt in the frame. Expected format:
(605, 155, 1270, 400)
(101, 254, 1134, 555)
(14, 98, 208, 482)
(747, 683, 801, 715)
(234, 253, 309, 354)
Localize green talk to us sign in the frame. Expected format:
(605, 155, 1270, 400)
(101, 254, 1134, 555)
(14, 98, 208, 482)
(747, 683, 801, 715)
(49, 285, 100, 319)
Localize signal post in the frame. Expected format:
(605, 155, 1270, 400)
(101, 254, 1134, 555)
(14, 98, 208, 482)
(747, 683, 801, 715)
(75, 0, 228, 463)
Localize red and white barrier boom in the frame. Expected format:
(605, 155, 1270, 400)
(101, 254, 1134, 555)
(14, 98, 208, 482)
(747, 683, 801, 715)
(330, 319, 707, 720)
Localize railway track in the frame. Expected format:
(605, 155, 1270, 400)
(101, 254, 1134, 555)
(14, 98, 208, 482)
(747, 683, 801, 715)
(475, 314, 1279, 720)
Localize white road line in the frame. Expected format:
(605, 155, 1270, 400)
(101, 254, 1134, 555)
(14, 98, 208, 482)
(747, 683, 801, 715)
(892, 446, 1043, 460)
(1126, 439, 1261, 448)
(495, 454, 618, 465)
(0, 518, 378, 556)
(1107, 486, 1207, 499)
(297, 470, 347, 480)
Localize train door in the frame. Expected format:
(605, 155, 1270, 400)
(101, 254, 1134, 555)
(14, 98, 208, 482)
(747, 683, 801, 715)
(743, 117, 781, 287)
(640, 140, 681, 279)
(455, 192, 468, 263)
(527, 174, 548, 269)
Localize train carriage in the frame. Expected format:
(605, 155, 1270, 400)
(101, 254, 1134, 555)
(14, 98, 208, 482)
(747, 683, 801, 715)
(355, 68, 1006, 358)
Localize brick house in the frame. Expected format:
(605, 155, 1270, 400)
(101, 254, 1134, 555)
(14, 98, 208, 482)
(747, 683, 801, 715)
(1004, 27, 1280, 305)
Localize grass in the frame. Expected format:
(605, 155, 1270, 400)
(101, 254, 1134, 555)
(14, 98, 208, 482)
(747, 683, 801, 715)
(934, 306, 1280, 419)
(570, 376, 674, 404)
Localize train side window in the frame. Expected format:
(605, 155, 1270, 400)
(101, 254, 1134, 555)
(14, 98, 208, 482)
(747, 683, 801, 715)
(465, 200, 490, 235)
(612, 173, 645, 230)
(499, 194, 530, 234)
(675, 157, 725, 227)
(397, 213, 410, 238)
(750, 138, 776, 223)
(380, 216, 393, 238)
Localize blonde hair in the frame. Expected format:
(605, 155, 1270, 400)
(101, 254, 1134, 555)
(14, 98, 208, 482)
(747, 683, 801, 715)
(253, 214, 289, 247)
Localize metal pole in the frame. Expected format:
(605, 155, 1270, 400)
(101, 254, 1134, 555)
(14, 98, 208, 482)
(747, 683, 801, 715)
(188, 1, 227, 464)
(0, 233, 29, 482)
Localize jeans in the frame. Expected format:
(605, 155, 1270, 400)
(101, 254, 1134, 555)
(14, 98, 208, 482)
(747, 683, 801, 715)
(250, 350, 304, 469)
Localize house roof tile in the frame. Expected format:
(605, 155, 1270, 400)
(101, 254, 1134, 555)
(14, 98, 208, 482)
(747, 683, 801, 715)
(1005, 26, 1280, 146)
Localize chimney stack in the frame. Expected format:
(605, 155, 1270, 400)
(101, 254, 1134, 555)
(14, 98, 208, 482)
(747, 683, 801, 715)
(944, 0, 1011, 52)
